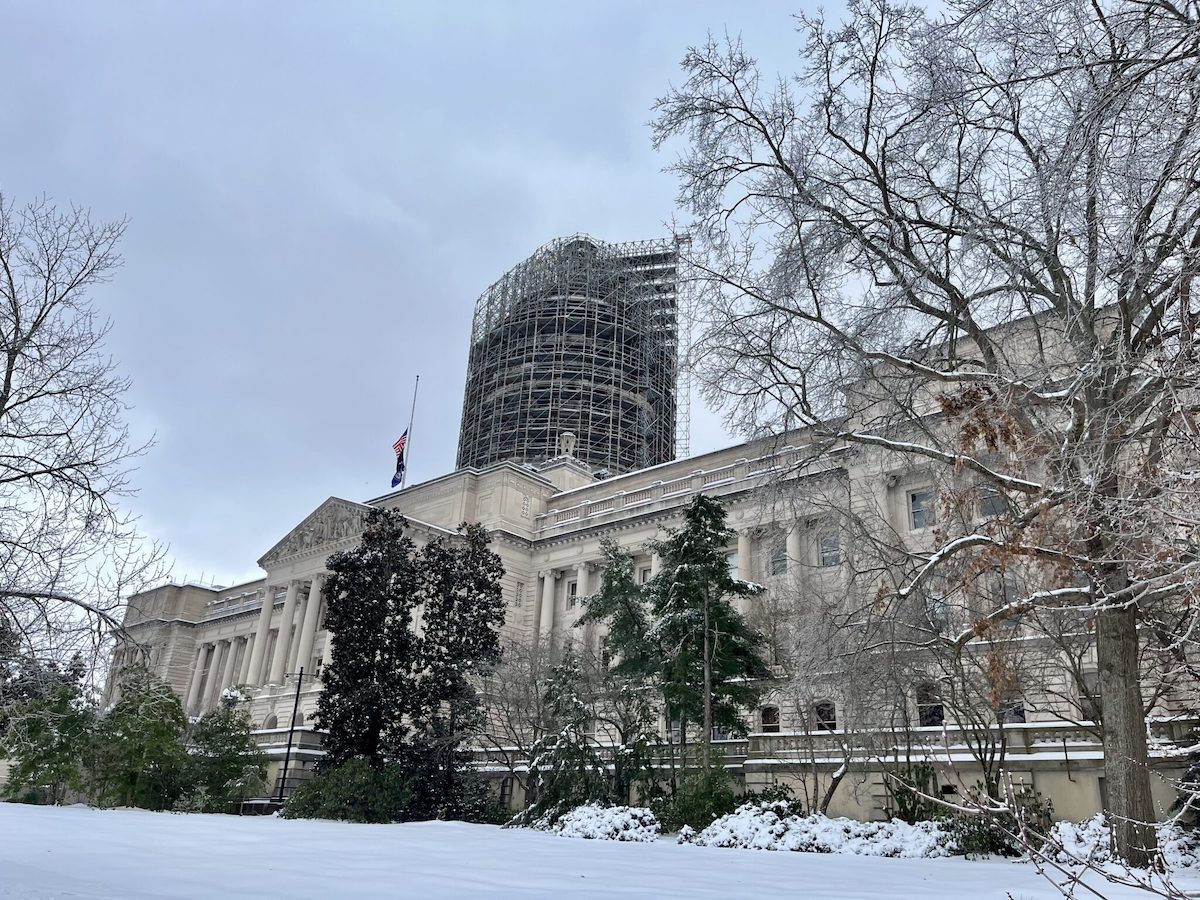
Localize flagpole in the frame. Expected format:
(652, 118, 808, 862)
(401, 374, 420, 490)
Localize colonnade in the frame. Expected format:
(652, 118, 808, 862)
(184, 574, 325, 714)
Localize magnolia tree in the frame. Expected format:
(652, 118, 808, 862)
(653, 0, 1200, 865)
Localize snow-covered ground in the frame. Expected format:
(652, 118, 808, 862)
(0, 802, 1193, 899)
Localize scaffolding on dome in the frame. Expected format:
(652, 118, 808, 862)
(456, 233, 679, 476)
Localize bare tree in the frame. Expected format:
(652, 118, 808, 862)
(0, 194, 163, 669)
(653, 0, 1200, 865)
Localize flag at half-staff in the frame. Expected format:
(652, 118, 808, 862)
(391, 429, 409, 488)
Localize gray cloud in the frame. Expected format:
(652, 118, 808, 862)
(2, 0, 805, 585)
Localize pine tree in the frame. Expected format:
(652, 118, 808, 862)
(315, 508, 421, 770)
(407, 523, 506, 818)
(514, 648, 609, 825)
(647, 494, 769, 764)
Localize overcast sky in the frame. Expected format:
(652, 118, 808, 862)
(3, 1, 808, 587)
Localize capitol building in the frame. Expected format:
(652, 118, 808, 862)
(109, 234, 1193, 822)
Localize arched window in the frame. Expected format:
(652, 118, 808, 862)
(760, 706, 781, 733)
(812, 700, 837, 731)
(262, 714, 278, 730)
(915, 683, 944, 727)
(292, 711, 305, 727)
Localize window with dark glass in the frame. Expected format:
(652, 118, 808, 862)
(812, 700, 837, 731)
(761, 706, 781, 733)
(916, 683, 944, 727)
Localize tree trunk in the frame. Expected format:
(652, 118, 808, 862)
(1096, 602, 1157, 867)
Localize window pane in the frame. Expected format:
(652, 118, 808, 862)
(819, 532, 841, 567)
(761, 706, 780, 733)
(910, 490, 936, 529)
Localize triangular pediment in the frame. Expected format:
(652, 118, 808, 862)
(257, 496, 372, 570)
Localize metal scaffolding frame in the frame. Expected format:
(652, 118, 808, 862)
(456, 233, 679, 476)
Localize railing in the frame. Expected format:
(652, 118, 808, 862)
(535, 443, 848, 534)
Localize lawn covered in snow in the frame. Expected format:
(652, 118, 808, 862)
(0, 802, 1191, 899)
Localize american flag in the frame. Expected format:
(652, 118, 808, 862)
(393, 430, 409, 456)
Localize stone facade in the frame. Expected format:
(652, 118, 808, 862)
(109, 432, 1194, 820)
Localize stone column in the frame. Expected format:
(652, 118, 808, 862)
(537, 570, 556, 638)
(576, 562, 590, 605)
(246, 584, 274, 687)
(219, 639, 240, 694)
(737, 530, 752, 581)
(204, 640, 226, 710)
(650, 552, 662, 578)
(287, 589, 309, 672)
(268, 580, 301, 684)
(295, 574, 324, 675)
(185, 644, 208, 713)
(238, 634, 256, 683)
(786, 526, 803, 579)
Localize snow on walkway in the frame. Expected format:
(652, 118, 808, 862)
(0, 802, 1188, 899)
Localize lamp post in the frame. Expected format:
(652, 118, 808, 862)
(277, 666, 308, 807)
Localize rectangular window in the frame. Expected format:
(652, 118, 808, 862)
(979, 485, 1006, 518)
(711, 724, 733, 741)
(499, 776, 514, 806)
(999, 697, 1026, 724)
(818, 532, 841, 568)
(566, 580, 578, 609)
(726, 551, 739, 579)
(769, 539, 788, 576)
(1080, 671, 1101, 722)
(760, 706, 781, 733)
(638, 566, 652, 585)
(668, 717, 682, 745)
(909, 489, 937, 530)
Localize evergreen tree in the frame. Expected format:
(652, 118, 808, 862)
(178, 692, 267, 812)
(513, 648, 609, 825)
(406, 523, 506, 819)
(647, 494, 769, 763)
(316, 508, 421, 770)
(577, 541, 661, 801)
(88, 666, 188, 809)
(0, 655, 95, 804)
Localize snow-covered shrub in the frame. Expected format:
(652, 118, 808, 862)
(551, 804, 661, 842)
(677, 824, 697, 844)
(1049, 814, 1199, 871)
(691, 802, 956, 858)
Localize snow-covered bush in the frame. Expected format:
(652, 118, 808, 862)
(551, 804, 661, 842)
(1049, 814, 1199, 871)
(690, 802, 955, 858)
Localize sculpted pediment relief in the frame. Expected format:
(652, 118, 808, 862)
(257, 497, 371, 569)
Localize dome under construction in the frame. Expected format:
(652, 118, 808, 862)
(456, 234, 679, 476)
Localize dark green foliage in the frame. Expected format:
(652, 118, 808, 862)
(1171, 735, 1199, 828)
(316, 508, 421, 771)
(885, 762, 940, 824)
(742, 782, 806, 817)
(646, 495, 770, 756)
(653, 759, 738, 831)
(299, 514, 507, 823)
(0, 653, 95, 804)
(406, 524, 507, 819)
(512, 649, 610, 826)
(942, 785, 1055, 858)
(282, 758, 411, 823)
(88, 666, 189, 809)
(177, 693, 267, 812)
